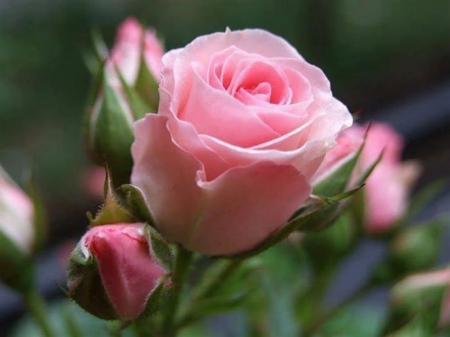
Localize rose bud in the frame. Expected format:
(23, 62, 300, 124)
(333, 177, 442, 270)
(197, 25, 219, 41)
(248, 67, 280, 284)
(131, 28, 353, 256)
(67, 223, 170, 321)
(85, 18, 164, 186)
(372, 221, 444, 284)
(0, 165, 36, 292)
(0, 166, 35, 253)
(383, 268, 450, 334)
(313, 122, 420, 235)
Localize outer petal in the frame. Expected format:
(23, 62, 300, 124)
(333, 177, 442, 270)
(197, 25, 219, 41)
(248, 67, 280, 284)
(185, 162, 311, 255)
(131, 114, 203, 242)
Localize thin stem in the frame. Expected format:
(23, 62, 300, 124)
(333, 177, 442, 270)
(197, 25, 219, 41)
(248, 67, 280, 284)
(303, 282, 375, 337)
(196, 258, 243, 299)
(175, 258, 244, 330)
(23, 291, 56, 337)
(161, 246, 193, 337)
(296, 265, 336, 328)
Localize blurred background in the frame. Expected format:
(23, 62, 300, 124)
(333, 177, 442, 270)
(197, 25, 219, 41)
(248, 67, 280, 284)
(0, 0, 449, 333)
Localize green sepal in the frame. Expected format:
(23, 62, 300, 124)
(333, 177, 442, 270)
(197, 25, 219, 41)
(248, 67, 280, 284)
(67, 243, 118, 320)
(303, 211, 358, 268)
(87, 168, 136, 227)
(134, 52, 159, 110)
(119, 184, 154, 225)
(83, 30, 108, 76)
(313, 135, 366, 197)
(88, 71, 134, 186)
(0, 231, 34, 293)
(140, 274, 172, 318)
(115, 65, 151, 120)
(146, 226, 174, 272)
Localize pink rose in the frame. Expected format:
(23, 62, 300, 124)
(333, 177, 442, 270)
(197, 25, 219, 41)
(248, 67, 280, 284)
(70, 223, 168, 320)
(107, 17, 164, 87)
(131, 29, 352, 255)
(313, 122, 420, 234)
(0, 166, 35, 253)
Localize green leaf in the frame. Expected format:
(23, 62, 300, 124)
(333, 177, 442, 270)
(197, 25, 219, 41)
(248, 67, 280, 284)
(146, 226, 174, 272)
(88, 168, 136, 227)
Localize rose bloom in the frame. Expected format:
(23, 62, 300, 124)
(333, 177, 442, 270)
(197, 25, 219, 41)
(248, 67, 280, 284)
(313, 122, 420, 234)
(0, 166, 35, 253)
(69, 223, 168, 320)
(132, 29, 352, 255)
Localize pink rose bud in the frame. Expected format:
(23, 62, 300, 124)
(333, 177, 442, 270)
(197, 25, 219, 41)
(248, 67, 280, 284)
(67, 223, 169, 320)
(386, 268, 450, 333)
(107, 17, 164, 90)
(131, 29, 353, 255)
(313, 122, 420, 234)
(0, 166, 36, 292)
(361, 123, 420, 234)
(85, 18, 164, 185)
(0, 166, 34, 253)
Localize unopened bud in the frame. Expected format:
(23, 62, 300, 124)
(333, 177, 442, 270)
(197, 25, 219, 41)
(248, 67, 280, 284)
(67, 223, 170, 320)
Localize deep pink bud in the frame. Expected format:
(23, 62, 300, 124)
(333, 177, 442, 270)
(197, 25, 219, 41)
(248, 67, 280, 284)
(68, 223, 169, 320)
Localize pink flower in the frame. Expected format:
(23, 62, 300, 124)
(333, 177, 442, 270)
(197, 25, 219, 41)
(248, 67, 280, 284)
(107, 17, 164, 87)
(72, 223, 168, 320)
(314, 122, 420, 234)
(131, 29, 352, 255)
(0, 166, 35, 253)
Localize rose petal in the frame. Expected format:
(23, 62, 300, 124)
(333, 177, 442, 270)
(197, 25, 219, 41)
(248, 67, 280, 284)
(178, 68, 280, 147)
(131, 114, 203, 242)
(185, 162, 311, 255)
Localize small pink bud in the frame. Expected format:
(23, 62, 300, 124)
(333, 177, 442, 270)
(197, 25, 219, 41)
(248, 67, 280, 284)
(314, 122, 420, 234)
(68, 223, 169, 320)
(0, 166, 35, 253)
(107, 17, 164, 87)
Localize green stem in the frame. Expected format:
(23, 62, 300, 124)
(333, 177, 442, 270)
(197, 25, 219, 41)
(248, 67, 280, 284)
(175, 258, 244, 330)
(23, 291, 56, 337)
(196, 258, 243, 299)
(297, 265, 335, 328)
(161, 246, 193, 337)
(303, 282, 375, 337)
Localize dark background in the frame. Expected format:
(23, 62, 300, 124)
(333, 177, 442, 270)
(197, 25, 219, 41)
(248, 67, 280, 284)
(0, 0, 449, 333)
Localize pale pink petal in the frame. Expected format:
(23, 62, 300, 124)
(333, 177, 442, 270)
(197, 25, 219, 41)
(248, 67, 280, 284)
(185, 162, 311, 255)
(177, 68, 280, 147)
(131, 115, 203, 242)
